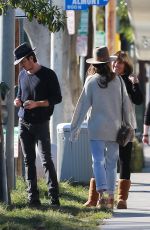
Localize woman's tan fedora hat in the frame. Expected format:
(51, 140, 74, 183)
(86, 46, 117, 64)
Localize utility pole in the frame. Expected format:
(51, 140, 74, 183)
(105, 0, 116, 54)
(0, 8, 15, 199)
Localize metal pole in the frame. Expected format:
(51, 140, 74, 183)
(0, 9, 15, 194)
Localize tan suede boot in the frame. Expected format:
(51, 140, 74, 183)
(83, 178, 99, 207)
(117, 179, 131, 209)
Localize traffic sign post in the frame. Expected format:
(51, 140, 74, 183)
(65, 0, 109, 10)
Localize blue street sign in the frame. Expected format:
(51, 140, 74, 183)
(65, 0, 109, 10)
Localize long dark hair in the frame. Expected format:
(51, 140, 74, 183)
(87, 62, 115, 81)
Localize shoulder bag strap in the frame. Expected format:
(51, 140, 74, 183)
(119, 76, 124, 124)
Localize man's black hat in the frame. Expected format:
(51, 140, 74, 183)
(13, 42, 36, 65)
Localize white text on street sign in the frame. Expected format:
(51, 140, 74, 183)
(65, 0, 109, 10)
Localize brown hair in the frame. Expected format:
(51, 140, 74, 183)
(87, 62, 115, 82)
(114, 51, 133, 76)
(26, 52, 37, 63)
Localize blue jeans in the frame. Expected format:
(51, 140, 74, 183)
(19, 119, 59, 201)
(90, 140, 119, 195)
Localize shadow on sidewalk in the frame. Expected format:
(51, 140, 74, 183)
(130, 182, 150, 186)
(113, 211, 150, 218)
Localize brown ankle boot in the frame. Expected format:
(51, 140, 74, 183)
(83, 178, 99, 207)
(117, 179, 131, 209)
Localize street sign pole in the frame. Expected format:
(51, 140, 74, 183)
(65, 0, 109, 86)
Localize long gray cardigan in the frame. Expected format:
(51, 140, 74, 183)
(70, 73, 132, 141)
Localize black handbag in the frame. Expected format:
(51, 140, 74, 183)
(116, 77, 134, 147)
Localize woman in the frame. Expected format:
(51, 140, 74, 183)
(84, 51, 143, 209)
(70, 47, 132, 209)
(113, 51, 143, 209)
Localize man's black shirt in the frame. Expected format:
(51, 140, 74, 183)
(17, 66, 62, 123)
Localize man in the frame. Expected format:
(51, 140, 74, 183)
(14, 42, 62, 207)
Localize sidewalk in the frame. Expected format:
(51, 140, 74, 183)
(100, 145, 150, 230)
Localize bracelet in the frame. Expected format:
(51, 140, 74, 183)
(143, 134, 148, 137)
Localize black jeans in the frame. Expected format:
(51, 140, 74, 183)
(119, 142, 133, 180)
(19, 119, 59, 201)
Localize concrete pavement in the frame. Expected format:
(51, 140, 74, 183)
(100, 145, 150, 230)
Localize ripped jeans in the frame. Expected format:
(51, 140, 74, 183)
(90, 140, 119, 195)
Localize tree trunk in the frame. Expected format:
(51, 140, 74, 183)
(24, 19, 50, 68)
